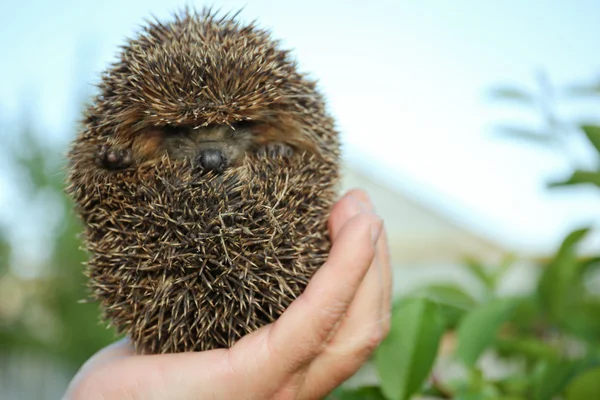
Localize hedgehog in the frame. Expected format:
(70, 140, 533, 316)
(65, 8, 340, 354)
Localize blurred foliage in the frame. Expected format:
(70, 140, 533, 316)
(330, 74, 600, 399)
(0, 114, 116, 373)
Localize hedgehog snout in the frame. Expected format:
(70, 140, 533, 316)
(197, 148, 226, 171)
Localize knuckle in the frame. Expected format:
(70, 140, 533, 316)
(329, 322, 385, 358)
(363, 325, 385, 354)
(380, 312, 392, 339)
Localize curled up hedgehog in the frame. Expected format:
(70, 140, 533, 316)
(66, 9, 340, 354)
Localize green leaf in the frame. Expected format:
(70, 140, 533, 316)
(562, 300, 600, 341)
(0, 233, 10, 275)
(531, 361, 581, 400)
(549, 170, 600, 188)
(374, 298, 445, 400)
(580, 256, 600, 274)
(329, 386, 387, 400)
(564, 82, 600, 98)
(409, 284, 477, 328)
(488, 86, 535, 104)
(491, 397, 527, 400)
(495, 376, 531, 397)
(455, 394, 487, 400)
(507, 295, 541, 332)
(453, 368, 503, 400)
(566, 367, 600, 400)
(495, 338, 559, 363)
(411, 284, 477, 309)
(580, 124, 600, 154)
(492, 254, 517, 284)
(494, 125, 556, 146)
(456, 298, 517, 367)
(538, 228, 590, 322)
(464, 259, 495, 291)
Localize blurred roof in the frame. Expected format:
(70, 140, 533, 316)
(343, 161, 599, 260)
(342, 165, 508, 264)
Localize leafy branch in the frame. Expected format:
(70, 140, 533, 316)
(332, 72, 600, 399)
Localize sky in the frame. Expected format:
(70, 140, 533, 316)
(0, 0, 599, 256)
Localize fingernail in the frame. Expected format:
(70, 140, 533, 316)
(348, 191, 374, 213)
(371, 219, 384, 246)
(347, 195, 363, 217)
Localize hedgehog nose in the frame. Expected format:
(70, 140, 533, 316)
(198, 149, 224, 170)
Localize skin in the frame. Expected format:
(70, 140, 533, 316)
(63, 189, 392, 400)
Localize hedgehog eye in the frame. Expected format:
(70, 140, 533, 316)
(162, 125, 189, 135)
(230, 120, 257, 131)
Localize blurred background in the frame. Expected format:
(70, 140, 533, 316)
(1, 1, 599, 399)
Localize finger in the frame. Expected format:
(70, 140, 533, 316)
(64, 338, 136, 399)
(68, 338, 135, 381)
(329, 190, 392, 339)
(88, 338, 135, 362)
(377, 225, 393, 334)
(302, 225, 392, 392)
(328, 228, 387, 352)
(328, 188, 371, 240)
(266, 212, 383, 372)
(333, 190, 393, 333)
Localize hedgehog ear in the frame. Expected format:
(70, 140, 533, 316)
(251, 116, 321, 156)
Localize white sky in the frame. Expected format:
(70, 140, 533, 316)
(1, 0, 599, 256)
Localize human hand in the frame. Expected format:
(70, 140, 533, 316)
(64, 189, 392, 400)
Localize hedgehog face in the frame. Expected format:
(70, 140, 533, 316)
(95, 120, 298, 172)
(132, 122, 258, 171)
(161, 123, 255, 170)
